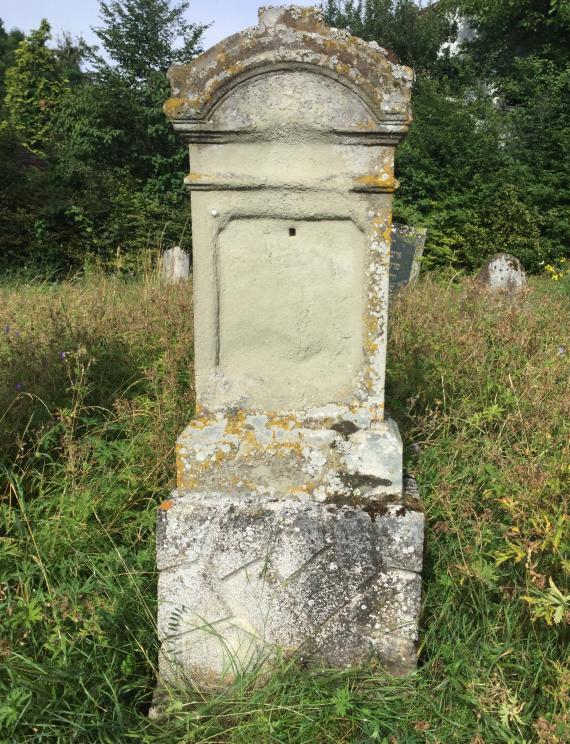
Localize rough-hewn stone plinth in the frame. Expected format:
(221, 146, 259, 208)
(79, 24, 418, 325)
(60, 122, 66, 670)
(157, 481, 424, 689)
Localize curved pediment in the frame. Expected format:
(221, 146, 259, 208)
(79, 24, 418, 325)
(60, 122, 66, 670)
(165, 5, 413, 143)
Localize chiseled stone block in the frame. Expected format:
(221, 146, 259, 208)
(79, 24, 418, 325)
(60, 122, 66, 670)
(156, 482, 424, 690)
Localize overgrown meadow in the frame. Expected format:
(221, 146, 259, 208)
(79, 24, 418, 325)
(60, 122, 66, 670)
(0, 272, 568, 743)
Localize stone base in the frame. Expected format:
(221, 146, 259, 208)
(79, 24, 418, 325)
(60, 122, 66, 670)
(156, 481, 424, 691)
(177, 412, 404, 502)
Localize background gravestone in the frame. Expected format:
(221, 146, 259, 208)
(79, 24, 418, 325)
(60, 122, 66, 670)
(390, 224, 427, 293)
(477, 253, 527, 291)
(156, 5, 424, 693)
(161, 245, 190, 284)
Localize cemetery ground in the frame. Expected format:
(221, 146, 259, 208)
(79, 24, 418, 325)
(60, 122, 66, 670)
(0, 271, 568, 744)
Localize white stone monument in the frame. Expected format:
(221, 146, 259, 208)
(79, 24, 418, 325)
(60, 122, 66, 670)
(162, 246, 190, 284)
(477, 253, 527, 291)
(157, 5, 424, 693)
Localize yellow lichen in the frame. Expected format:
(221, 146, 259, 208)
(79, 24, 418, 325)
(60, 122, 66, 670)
(163, 97, 187, 117)
(355, 175, 399, 192)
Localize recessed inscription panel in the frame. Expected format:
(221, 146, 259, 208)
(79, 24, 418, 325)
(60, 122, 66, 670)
(218, 218, 365, 409)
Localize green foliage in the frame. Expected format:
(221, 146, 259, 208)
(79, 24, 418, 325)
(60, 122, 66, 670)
(94, 0, 206, 77)
(0, 0, 568, 274)
(322, 0, 454, 72)
(325, 0, 569, 271)
(502, 59, 570, 262)
(0, 20, 24, 111)
(523, 578, 570, 626)
(0, 122, 50, 270)
(0, 275, 568, 741)
(451, 0, 570, 75)
(0, 2, 205, 274)
(0, 2, 204, 274)
(76, 0, 206, 194)
(4, 20, 68, 153)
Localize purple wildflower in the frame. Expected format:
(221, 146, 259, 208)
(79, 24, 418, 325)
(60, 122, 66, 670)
(59, 351, 67, 360)
(15, 383, 23, 391)
(559, 346, 567, 356)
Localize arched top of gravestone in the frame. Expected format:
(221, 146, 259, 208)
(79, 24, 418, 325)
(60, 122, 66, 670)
(165, 5, 413, 142)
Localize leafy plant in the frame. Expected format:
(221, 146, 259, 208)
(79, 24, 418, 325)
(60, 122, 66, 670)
(523, 579, 570, 626)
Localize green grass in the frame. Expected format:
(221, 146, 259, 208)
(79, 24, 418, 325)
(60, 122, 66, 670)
(1, 272, 568, 743)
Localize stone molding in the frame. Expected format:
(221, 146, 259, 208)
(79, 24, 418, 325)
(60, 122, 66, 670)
(165, 6, 413, 144)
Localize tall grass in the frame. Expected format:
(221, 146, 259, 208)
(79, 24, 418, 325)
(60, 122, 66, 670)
(0, 273, 568, 743)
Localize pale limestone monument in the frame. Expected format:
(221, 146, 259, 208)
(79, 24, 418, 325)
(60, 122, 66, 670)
(161, 245, 190, 284)
(156, 5, 424, 693)
(477, 253, 527, 291)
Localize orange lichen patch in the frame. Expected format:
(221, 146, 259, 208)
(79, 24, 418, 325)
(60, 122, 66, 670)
(163, 98, 188, 118)
(222, 409, 248, 435)
(159, 499, 175, 512)
(354, 175, 399, 192)
(182, 414, 212, 431)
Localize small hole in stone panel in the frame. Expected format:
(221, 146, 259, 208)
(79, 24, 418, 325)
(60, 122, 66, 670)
(289, 227, 296, 237)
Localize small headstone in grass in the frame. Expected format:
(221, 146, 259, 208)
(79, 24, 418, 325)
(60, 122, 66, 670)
(390, 225, 427, 294)
(161, 246, 190, 284)
(477, 253, 527, 291)
(153, 4, 424, 699)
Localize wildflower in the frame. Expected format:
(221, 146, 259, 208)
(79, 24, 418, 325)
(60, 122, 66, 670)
(15, 383, 23, 391)
(2, 325, 9, 334)
(559, 346, 567, 356)
(59, 351, 67, 360)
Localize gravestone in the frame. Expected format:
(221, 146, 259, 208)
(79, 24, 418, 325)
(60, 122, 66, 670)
(162, 246, 190, 284)
(390, 225, 427, 293)
(477, 253, 527, 291)
(157, 5, 424, 692)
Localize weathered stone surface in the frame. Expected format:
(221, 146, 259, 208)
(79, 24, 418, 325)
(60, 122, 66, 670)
(477, 253, 527, 291)
(164, 5, 414, 417)
(156, 480, 424, 690)
(165, 5, 413, 131)
(162, 246, 190, 284)
(390, 224, 427, 293)
(177, 413, 403, 501)
(157, 5, 423, 693)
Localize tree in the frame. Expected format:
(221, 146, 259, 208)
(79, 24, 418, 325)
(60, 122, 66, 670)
(322, 0, 454, 72)
(0, 20, 24, 112)
(47, 0, 206, 269)
(93, 0, 205, 78)
(449, 0, 570, 262)
(4, 20, 68, 153)
(57, 0, 206, 194)
(451, 0, 570, 78)
(325, 0, 568, 271)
